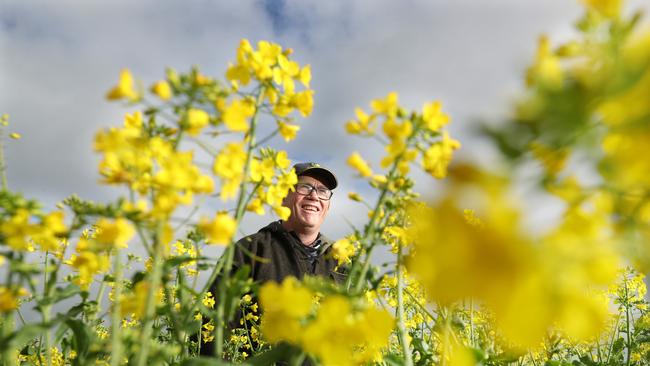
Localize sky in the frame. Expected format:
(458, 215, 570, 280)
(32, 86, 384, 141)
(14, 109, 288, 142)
(2, 0, 649, 247)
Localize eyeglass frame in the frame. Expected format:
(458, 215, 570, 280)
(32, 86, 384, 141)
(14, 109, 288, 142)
(294, 182, 333, 200)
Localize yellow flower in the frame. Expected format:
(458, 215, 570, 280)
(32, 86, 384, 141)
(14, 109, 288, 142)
(185, 108, 209, 136)
(223, 98, 255, 132)
(150, 80, 172, 101)
(580, 0, 621, 17)
(0, 209, 37, 251)
(332, 238, 355, 265)
(199, 212, 237, 245)
(277, 121, 300, 142)
(67, 247, 110, 290)
(371, 92, 399, 118)
(292, 90, 314, 117)
(32, 211, 68, 252)
(250, 157, 275, 184)
(202, 291, 216, 309)
(9, 132, 20, 139)
(202, 320, 215, 343)
(106, 68, 139, 101)
(213, 142, 247, 200)
(347, 152, 373, 177)
(302, 295, 394, 366)
(94, 217, 135, 249)
(246, 198, 266, 215)
(422, 101, 450, 132)
(120, 281, 163, 318)
(0, 286, 28, 313)
(275, 150, 291, 169)
(273, 205, 291, 221)
(259, 277, 313, 343)
(348, 192, 362, 202)
(299, 65, 311, 87)
(421, 131, 461, 179)
(526, 35, 563, 89)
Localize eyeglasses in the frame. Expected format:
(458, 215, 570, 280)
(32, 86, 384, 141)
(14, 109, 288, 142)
(294, 183, 333, 200)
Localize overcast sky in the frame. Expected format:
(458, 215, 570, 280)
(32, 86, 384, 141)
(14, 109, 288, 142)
(2, 0, 649, 244)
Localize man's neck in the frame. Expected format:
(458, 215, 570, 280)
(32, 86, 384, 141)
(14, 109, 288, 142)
(281, 221, 319, 246)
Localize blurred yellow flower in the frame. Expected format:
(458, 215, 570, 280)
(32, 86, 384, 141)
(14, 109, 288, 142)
(213, 142, 247, 200)
(371, 92, 399, 118)
(580, 0, 621, 17)
(292, 90, 314, 117)
(260, 277, 313, 343)
(120, 281, 163, 318)
(94, 217, 135, 250)
(299, 65, 311, 87)
(332, 238, 355, 265)
(347, 152, 373, 177)
(185, 108, 209, 136)
(223, 98, 254, 132)
(0, 286, 28, 313)
(273, 205, 291, 221)
(199, 212, 236, 245)
(277, 121, 300, 142)
(422, 101, 450, 132)
(0, 209, 36, 251)
(150, 80, 172, 101)
(106, 68, 139, 101)
(526, 35, 563, 89)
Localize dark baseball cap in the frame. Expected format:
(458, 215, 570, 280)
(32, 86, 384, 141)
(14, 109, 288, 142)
(293, 162, 338, 190)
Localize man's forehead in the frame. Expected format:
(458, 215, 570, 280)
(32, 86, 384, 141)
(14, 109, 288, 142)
(298, 175, 328, 187)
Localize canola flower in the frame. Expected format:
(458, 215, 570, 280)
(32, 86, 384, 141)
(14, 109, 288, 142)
(259, 277, 394, 366)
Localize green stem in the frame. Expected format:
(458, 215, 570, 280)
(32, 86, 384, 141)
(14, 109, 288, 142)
(348, 161, 398, 294)
(213, 86, 266, 358)
(1, 312, 17, 366)
(396, 243, 413, 366)
(624, 278, 631, 366)
(42, 252, 52, 366)
(110, 252, 124, 366)
(134, 221, 166, 366)
(0, 123, 7, 190)
(469, 299, 474, 347)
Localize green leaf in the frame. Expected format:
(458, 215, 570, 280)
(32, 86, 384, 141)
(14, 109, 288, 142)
(65, 318, 91, 360)
(0, 322, 50, 352)
(38, 283, 81, 307)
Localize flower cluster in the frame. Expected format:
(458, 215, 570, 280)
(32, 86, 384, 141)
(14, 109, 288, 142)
(259, 277, 394, 366)
(346, 92, 459, 181)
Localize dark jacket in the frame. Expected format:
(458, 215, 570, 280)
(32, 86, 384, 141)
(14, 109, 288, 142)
(230, 221, 346, 284)
(199, 221, 345, 358)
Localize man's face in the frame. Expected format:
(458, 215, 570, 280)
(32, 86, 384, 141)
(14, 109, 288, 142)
(283, 175, 331, 231)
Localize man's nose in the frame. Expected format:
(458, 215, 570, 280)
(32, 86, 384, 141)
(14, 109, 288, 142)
(306, 189, 319, 199)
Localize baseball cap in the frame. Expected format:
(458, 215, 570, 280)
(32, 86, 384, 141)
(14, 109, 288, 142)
(293, 162, 338, 190)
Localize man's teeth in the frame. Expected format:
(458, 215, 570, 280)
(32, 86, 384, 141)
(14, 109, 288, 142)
(303, 205, 318, 212)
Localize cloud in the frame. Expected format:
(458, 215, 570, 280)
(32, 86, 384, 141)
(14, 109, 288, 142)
(2, 0, 649, 243)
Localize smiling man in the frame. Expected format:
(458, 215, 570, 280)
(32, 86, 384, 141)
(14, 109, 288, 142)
(230, 162, 345, 284)
(199, 163, 345, 357)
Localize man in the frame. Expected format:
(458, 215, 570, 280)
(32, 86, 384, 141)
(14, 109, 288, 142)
(199, 162, 344, 357)
(229, 162, 344, 284)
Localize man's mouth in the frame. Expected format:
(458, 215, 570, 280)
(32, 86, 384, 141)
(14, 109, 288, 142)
(302, 204, 319, 212)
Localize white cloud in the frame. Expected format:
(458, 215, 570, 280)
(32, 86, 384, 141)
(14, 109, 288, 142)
(1, 0, 649, 242)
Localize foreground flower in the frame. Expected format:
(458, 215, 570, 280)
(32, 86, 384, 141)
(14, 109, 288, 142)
(347, 152, 373, 177)
(199, 212, 237, 245)
(94, 217, 135, 250)
(106, 68, 139, 101)
(259, 277, 394, 365)
(0, 286, 28, 313)
(331, 238, 355, 266)
(150, 80, 172, 100)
